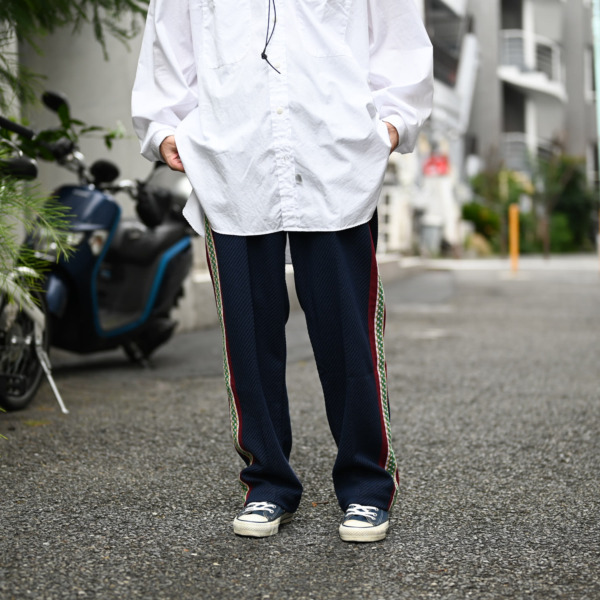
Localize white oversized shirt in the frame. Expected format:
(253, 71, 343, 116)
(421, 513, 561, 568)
(132, 0, 433, 236)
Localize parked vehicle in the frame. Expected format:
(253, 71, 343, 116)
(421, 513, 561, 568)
(0, 153, 68, 413)
(0, 93, 194, 411)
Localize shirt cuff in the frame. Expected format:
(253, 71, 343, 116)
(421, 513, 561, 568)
(382, 116, 408, 154)
(150, 128, 176, 163)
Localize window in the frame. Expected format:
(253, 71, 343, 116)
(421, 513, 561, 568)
(501, 0, 523, 30)
(503, 84, 526, 133)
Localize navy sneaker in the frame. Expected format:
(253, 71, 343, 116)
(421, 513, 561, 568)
(339, 504, 390, 542)
(233, 502, 294, 538)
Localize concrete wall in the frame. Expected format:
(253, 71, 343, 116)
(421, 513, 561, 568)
(19, 21, 149, 207)
(532, 0, 563, 41)
(535, 96, 565, 143)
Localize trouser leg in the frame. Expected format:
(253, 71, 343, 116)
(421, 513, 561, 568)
(205, 224, 302, 513)
(288, 219, 399, 511)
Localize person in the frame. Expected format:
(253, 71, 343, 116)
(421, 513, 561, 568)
(132, 0, 433, 543)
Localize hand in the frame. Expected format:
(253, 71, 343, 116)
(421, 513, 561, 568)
(385, 122, 399, 154)
(160, 135, 185, 172)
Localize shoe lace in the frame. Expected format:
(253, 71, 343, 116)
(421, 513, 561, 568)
(346, 504, 378, 520)
(242, 502, 277, 514)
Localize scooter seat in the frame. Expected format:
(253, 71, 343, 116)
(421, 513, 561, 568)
(105, 219, 186, 266)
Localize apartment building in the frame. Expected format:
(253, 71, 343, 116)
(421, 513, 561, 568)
(378, 0, 596, 254)
(468, 0, 596, 177)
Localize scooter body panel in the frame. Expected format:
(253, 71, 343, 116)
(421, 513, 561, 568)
(39, 185, 192, 355)
(53, 185, 122, 280)
(45, 273, 68, 318)
(94, 235, 192, 337)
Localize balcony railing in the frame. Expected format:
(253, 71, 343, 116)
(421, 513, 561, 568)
(500, 30, 563, 84)
(501, 133, 555, 173)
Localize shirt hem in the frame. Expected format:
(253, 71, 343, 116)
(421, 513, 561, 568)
(207, 214, 376, 237)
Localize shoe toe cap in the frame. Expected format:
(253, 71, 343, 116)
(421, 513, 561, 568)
(342, 518, 374, 529)
(237, 514, 269, 523)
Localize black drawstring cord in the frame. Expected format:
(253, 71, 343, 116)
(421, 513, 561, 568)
(261, 0, 281, 74)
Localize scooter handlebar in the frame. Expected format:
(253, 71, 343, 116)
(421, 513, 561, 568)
(0, 116, 35, 140)
(0, 116, 74, 160)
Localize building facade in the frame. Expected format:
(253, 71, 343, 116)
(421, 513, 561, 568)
(379, 0, 597, 254)
(468, 0, 596, 177)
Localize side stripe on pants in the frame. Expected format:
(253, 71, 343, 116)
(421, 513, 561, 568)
(204, 218, 254, 501)
(368, 238, 399, 510)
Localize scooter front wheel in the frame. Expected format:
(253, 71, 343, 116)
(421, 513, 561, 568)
(0, 291, 49, 411)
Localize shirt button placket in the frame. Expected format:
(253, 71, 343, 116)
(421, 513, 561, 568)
(266, 2, 297, 230)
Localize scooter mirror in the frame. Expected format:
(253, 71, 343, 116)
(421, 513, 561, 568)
(42, 91, 70, 115)
(90, 159, 120, 184)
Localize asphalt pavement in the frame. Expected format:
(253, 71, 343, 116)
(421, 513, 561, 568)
(1, 257, 599, 599)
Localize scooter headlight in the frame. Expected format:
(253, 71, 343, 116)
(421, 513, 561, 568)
(88, 230, 108, 256)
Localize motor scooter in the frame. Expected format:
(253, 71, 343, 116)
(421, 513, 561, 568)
(0, 152, 68, 413)
(0, 93, 194, 411)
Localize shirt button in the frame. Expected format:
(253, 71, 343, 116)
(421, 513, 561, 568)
(276, 107, 284, 115)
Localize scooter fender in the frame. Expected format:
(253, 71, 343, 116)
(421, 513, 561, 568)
(45, 274, 68, 318)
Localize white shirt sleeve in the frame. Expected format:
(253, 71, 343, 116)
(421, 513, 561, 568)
(368, 0, 434, 154)
(131, 0, 198, 162)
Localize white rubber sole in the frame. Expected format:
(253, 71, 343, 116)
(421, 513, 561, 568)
(233, 513, 294, 538)
(339, 520, 389, 543)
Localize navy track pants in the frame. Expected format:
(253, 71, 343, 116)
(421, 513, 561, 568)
(205, 217, 399, 513)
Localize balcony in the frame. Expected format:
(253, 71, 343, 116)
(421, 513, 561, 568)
(433, 43, 459, 88)
(498, 30, 567, 101)
(501, 132, 555, 174)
